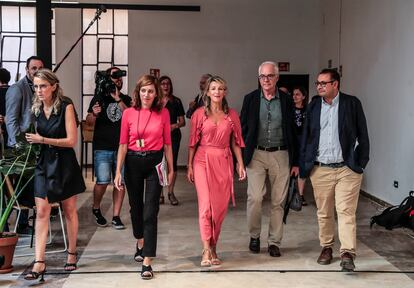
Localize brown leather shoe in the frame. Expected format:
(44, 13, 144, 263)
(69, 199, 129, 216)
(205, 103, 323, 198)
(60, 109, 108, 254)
(317, 247, 333, 265)
(340, 252, 355, 272)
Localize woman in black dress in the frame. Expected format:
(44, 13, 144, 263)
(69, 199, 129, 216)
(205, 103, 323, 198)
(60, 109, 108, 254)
(25, 69, 85, 281)
(292, 86, 308, 206)
(159, 75, 185, 205)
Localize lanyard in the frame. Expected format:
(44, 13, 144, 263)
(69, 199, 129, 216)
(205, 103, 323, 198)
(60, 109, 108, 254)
(136, 109, 152, 148)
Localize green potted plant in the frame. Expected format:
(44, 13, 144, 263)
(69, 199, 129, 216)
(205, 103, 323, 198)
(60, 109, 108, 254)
(0, 127, 40, 273)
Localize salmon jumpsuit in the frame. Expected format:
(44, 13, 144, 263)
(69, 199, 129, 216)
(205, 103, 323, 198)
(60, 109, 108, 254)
(189, 108, 245, 245)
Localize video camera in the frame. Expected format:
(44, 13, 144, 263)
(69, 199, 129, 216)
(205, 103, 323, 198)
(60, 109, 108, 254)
(94, 69, 126, 97)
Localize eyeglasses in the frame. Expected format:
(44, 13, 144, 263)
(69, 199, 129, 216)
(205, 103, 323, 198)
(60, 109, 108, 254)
(314, 80, 334, 88)
(33, 84, 51, 90)
(258, 74, 276, 81)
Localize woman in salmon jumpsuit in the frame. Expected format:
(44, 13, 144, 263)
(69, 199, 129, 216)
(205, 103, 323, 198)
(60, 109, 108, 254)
(187, 75, 246, 267)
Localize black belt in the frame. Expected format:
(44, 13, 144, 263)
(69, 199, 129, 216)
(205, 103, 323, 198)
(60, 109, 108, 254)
(127, 150, 162, 157)
(314, 161, 345, 168)
(256, 145, 287, 152)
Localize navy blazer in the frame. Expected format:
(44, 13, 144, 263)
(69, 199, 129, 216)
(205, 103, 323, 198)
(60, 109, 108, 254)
(240, 88, 298, 167)
(300, 93, 370, 177)
(5, 76, 34, 147)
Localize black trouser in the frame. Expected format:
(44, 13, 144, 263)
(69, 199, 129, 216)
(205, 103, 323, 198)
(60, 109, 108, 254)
(124, 150, 163, 258)
(171, 132, 181, 172)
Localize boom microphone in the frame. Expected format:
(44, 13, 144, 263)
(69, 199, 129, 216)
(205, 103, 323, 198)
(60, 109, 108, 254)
(99, 5, 107, 13)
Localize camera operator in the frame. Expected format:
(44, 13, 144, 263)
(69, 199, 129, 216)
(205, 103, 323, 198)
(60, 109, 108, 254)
(86, 66, 131, 229)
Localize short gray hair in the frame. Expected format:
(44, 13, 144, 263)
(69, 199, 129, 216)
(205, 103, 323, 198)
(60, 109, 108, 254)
(258, 61, 279, 75)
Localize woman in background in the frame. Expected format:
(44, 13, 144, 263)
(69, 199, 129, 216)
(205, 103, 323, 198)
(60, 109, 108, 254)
(159, 75, 185, 205)
(187, 75, 246, 267)
(292, 86, 308, 206)
(114, 75, 173, 280)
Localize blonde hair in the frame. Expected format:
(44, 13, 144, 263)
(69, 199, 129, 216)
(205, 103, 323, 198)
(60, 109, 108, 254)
(31, 68, 64, 117)
(202, 75, 229, 115)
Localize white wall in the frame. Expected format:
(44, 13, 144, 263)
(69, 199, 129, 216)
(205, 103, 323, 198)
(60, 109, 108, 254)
(127, 0, 321, 165)
(56, 0, 321, 166)
(54, 8, 82, 156)
(53, 0, 414, 204)
(320, 0, 414, 204)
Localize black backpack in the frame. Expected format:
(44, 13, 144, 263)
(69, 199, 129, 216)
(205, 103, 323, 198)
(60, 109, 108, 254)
(370, 191, 414, 230)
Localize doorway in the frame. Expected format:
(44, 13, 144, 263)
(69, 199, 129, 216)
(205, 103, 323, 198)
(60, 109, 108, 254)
(278, 74, 309, 96)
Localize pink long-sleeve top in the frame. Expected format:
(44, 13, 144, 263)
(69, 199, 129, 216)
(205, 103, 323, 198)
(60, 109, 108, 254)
(120, 107, 172, 151)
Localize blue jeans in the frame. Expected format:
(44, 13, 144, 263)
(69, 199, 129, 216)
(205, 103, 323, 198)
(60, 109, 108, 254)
(94, 150, 123, 185)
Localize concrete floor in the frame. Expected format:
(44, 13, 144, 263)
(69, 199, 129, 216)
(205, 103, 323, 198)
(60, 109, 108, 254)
(1, 170, 413, 287)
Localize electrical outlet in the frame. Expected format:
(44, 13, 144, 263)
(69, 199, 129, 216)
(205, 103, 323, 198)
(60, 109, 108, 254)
(393, 181, 399, 188)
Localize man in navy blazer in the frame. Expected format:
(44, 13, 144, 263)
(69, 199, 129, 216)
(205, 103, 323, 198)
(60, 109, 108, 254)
(241, 61, 298, 257)
(5, 56, 44, 234)
(300, 69, 369, 272)
(6, 56, 44, 147)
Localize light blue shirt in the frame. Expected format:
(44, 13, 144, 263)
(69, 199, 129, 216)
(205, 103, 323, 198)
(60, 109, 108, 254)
(317, 93, 343, 164)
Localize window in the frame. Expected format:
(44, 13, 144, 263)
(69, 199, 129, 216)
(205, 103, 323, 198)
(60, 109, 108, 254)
(0, 6, 37, 83)
(0, 6, 56, 83)
(82, 9, 128, 118)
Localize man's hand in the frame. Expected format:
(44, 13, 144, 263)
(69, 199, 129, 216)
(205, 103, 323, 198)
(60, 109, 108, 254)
(92, 102, 102, 116)
(111, 87, 121, 102)
(188, 101, 196, 110)
(290, 166, 299, 177)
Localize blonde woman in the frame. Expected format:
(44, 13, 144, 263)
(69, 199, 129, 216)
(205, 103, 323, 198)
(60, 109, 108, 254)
(187, 76, 246, 266)
(24, 69, 85, 281)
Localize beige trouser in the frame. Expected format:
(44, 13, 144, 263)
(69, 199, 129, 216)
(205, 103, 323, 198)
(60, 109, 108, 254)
(310, 165, 363, 256)
(246, 149, 290, 246)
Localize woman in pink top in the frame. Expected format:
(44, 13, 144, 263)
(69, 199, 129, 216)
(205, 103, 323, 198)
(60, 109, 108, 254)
(114, 75, 173, 280)
(187, 75, 246, 267)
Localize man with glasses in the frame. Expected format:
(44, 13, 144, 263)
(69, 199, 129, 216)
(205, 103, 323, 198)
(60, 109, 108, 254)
(6, 56, 44, 147)
(240, 61, 298, 257)
(185, 73, 212, 119)
(300, 68, 369, 272)
(5, 56, 44, 234)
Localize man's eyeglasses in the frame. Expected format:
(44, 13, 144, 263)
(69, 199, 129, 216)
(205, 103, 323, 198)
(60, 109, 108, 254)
(258, 74, 276, 81)
(314, 80, 334, 88)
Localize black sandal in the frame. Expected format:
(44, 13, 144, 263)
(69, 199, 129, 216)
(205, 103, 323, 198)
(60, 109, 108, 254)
(134, 246, 144, 262)
(64, 251, 78, 271)
(141, 265, 153, 280)
(24, 260, 46, 282)
(168, 192, 179, 206)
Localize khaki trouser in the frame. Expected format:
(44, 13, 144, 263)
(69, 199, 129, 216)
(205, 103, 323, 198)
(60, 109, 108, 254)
(310, 165, 363, 256)
(246, 149, 290, 246)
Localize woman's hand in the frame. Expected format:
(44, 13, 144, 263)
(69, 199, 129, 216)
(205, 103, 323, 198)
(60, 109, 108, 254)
(237, 163, 246, 181)
(25, 132, 43, 144)
(187, 166, 194, 184)
(167, 171, 174, 186)
(114, 172, 123, 191)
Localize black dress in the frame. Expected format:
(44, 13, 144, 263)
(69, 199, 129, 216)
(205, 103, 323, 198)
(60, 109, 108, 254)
(34, 100, 85, 202)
